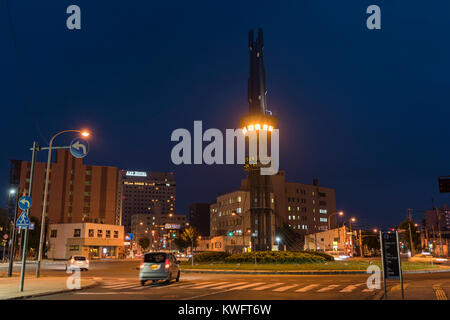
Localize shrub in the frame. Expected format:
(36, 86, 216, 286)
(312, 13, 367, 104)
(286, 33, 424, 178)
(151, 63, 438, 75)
(224, 251, 327, 264)
(191, 251, 231, 263)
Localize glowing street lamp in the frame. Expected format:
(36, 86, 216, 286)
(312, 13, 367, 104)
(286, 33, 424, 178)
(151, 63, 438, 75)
(36, 129, 91, 278)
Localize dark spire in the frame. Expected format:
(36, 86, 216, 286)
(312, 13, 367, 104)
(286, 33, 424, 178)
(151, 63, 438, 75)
(248, 28, 267, 115)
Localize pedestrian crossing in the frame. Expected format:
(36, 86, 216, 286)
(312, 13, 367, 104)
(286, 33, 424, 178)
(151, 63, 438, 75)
(89, 278, 381, 295)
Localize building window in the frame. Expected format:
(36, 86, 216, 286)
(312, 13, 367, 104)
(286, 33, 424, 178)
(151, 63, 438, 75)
(73, 229, 81, 237)
(237, 196, 242, 203)
(88, 229, 94, 237)
(320, 217, 328, 222)
(97, 230, 103, 238)
(236, 208, 242, 213)
(288, 206, 291, 211)
(114, 231, 119, 238)
(320, 209, 327, 214)
(86, 170, 92, 175)
(50, 230, 57, 238)
(69, 245, 79, 251)
(106, 230, 111, 238)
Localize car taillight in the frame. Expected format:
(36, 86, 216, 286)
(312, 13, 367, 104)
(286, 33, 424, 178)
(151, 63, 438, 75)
(140, 262, 145, 269)
(165, 258, 170, 269)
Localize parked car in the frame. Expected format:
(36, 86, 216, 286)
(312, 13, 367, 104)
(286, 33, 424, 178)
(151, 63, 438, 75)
(139, 252, 180, 285)
(409, 253, 448, 264)
(66, 255, 89, 271)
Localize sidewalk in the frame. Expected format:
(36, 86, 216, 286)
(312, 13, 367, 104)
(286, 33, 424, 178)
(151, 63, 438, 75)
(0, 276, 98, 300)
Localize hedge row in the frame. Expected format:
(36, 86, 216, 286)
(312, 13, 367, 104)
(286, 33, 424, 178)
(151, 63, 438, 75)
(224, 251, 327, 264)
(191, 251, 231, 262)
(190, 250, 334, 264)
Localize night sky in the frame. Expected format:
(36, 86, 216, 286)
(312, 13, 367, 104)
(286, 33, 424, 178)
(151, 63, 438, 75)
(2, 1, 450, 229)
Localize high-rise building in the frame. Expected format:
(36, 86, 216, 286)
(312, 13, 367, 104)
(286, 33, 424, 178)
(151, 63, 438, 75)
(9, 150, 118, 225)
(130, 212, 187, 252)
(116, 170, 176, 232)
(189, 203, 212, 236)
(210, 171, 337, 250)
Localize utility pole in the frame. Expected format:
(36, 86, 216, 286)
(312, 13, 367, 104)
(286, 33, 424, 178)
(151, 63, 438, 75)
(19, 141, 38, 292)
(359, 229, 363, 257)
(408, 208, 415, 256)
(435, 208, 444, 256)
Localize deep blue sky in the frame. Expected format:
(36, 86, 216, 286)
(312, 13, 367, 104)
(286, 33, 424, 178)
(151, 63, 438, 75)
(2, 1, 450, 229)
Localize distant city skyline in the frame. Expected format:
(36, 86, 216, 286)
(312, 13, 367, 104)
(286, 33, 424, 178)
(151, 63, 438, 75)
(2, 1, 450, 229)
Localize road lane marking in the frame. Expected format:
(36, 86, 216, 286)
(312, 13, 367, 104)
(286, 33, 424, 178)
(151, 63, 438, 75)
(251, 283, 284, 291)
(432, 284, 448, 300)
(361, 289, 376, 292)
(189, 282, 229, 289)
(340, 283, 365, 293)
(176, 281, 213, 288)
(295, 284, 319, 292)
(230, 282, 265, 290)
(212, 282, 248, 289)
(317, 285, 340, 292)
(273, 284, 299, 292)
(103, 283, 137, 289)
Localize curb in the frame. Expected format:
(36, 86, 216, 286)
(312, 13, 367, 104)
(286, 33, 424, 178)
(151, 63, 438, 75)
(181, 269, 450, 275)
(6, 280, 100, 300)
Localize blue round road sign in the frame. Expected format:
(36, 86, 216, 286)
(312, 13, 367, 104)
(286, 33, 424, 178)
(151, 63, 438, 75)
(70, 138, 89, 159)
(18, 196, 32, 210)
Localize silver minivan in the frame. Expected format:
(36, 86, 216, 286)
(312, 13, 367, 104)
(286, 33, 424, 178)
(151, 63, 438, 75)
(139, 252, 180, 285)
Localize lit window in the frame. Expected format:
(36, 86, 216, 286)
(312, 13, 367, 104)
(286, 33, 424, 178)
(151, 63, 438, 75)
(237, 196, 242, 203)
(288, 206, 291, 211)
(320, 218, 328, 222)
(236, 208, 242, 213)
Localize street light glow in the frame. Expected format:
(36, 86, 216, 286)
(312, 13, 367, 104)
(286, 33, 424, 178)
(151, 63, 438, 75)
(81, 130, 90, 137)
(9, 189, 16, 195)
(338, 211, 344, 216)
(351, 217, 356, 222)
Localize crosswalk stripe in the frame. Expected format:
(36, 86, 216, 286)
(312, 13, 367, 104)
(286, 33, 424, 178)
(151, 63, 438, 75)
(340, 283, 365, 293)
(230, 282, 265, 290)
(212, 282, 248, 289)
(273, 284, 299, 292)
(317, 285, 340, 292)
(361, 289, 375, 292)
(189, 282, 229, 289)
(176, 282, 213, 289)
(251, 283, 284, 291)
(295, 284, 319, 292)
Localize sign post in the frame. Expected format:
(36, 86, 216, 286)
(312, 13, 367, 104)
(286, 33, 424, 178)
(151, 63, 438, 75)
(19, 141, 38, 292)
(380, 231, 404, 300)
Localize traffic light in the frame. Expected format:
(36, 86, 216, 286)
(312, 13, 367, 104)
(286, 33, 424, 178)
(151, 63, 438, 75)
(228, 231, 233, 237)
(172, 232, 176, 238)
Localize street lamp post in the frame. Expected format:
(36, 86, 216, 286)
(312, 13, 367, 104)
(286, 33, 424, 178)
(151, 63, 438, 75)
(36, 130, 89, 278)
(347, 217, 356, 257)
(328, 211, 344, 231)
(7, 188, 20, 277)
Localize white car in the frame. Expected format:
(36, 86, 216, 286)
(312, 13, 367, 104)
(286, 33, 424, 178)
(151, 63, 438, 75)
(66, 255, 89, 271)
(326, 251, 350, 261)
(409, 253, 448, 264)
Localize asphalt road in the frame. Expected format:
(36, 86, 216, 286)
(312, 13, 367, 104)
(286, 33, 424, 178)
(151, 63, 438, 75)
(9, 260, 448, 300)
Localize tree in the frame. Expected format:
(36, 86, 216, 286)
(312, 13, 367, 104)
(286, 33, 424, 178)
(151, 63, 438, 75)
(398, 218, 420, 252)
(179, 227, 200, 254)
(138, 237, 150, 251)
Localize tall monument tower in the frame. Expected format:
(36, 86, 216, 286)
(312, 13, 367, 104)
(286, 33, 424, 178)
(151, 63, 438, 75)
(240, 28, 277, 251)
